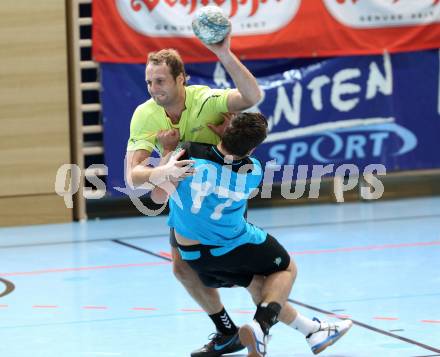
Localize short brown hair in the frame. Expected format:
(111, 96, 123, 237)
(147, 49, 187, 85)
(221, 113, 268, 157)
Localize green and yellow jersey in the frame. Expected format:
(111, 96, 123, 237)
(127, 85, 230, 153)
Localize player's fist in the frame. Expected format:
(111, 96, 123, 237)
(157, 128, 180, 152)
(208, 112, 235, 138)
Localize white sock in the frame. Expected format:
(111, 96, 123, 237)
(289, 313, 320, 336)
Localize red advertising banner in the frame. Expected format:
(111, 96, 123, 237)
(92, 0, 440, 63)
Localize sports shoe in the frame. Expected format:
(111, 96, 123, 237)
(190, 331, 244, 357)
(306, 317, 353, 355)
(238, 320, 269, 357)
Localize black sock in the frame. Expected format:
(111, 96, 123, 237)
(209, 308, 238, 335)
(254, 302, 282, 335)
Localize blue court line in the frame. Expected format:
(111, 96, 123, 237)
(115, 240, 440, 354)
(0, 212, 439, 250)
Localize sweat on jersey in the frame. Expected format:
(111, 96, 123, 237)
(127, 85, 230, 153)
(167, 142, 267, 257)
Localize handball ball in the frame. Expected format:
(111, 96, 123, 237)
(192, 6, 231, 45)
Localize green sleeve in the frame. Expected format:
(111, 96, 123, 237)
(126, 106, 159, 153)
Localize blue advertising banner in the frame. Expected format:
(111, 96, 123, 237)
(101, 50, 440, 197)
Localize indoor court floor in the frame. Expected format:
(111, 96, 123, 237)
(0, 196, 439, 357)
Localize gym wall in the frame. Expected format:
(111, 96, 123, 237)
(0, 1, 72, 226)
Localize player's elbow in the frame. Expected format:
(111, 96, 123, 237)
(150, 188, 169, 204)
(228, 88, 263, 112)
(126, 170, 142, 189)
(254, 87, 263, 104)
(125, 170, 137, 190)
(243, 88, 263, 109)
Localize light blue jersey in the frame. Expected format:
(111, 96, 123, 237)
(167, 142, 267, 256)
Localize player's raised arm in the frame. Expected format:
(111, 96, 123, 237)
(205, 33, 262, 112)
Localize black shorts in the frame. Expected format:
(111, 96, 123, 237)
(169, 205, 248, 248)
(177, 234, 290, 288)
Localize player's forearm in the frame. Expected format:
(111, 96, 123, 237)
(130, 165, 170, 188)
(130, 152, 180, 188)
(219, 50, 262, 107)
(129, 165, 156, 188)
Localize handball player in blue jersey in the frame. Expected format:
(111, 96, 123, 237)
(152, 113, 352, 357)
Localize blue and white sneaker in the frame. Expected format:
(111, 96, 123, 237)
(306, 318, 353, 355)
(190, 331, 244, 357)
(238, 320, 268, 357)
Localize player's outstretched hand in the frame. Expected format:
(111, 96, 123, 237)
(153, 149, 195, 186)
